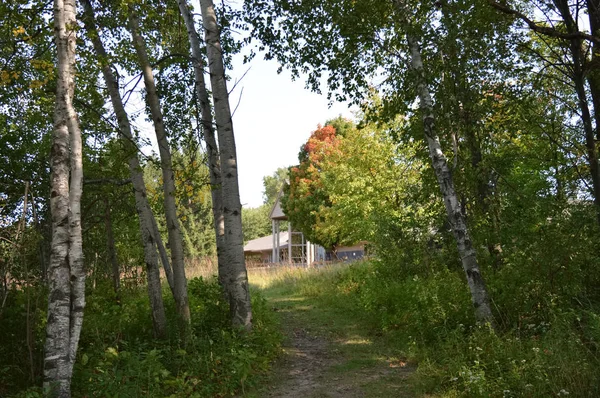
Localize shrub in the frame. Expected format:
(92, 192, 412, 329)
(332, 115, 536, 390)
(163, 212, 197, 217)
(2, 276, 281, 397)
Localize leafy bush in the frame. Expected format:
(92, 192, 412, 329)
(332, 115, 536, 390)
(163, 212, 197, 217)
(0, 284, 46, 395)
(71, 276, 281, 397)
(2, 276, 281, 397)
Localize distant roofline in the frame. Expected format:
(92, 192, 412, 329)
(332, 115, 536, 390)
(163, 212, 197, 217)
(243, 231, 289, 253)
(269, 183, 289, 221)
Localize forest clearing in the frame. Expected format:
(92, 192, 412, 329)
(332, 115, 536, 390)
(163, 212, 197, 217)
(3, 0, 600, 397)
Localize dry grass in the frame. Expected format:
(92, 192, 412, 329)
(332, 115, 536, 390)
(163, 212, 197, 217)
(184, 256, 219, 280)
(247, 262, 346, 289)
(247, 265, 306, 289)
(155, 255, 347, 289)
(129, 257, 345, 292)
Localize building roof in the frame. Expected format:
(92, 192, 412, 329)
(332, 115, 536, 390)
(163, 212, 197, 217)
(269, 186, 288, 221)
(243, 232, 289, 253)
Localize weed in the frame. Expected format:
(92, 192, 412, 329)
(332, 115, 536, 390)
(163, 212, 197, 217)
(2, 276, 281, 397)
(252, 261, 600, 397)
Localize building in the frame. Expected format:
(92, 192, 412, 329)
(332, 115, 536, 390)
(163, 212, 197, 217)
(243, 186, 364, 265)
(243, 232, 289, 263)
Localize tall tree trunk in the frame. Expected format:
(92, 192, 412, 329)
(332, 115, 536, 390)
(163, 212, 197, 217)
(81, 0, 169, 337)
(199, 0, 252, 329)
(176, 0, 226, 286)
(439, 9, 504, 269)
(29, 189, 48, 281)
(103, 197, 121, 303)
(128, 5, 191, 328)
(391, 0, 495, 325)
(462, 113, 504, 269)
(151, 213, 174, 287)
(44, 0, 86, 394)
(407, 34, 495, 325)
(574, 57, 600, 224)
(586, 0, 600, 142)
(554, 0, 600, 225)
(20, 182, 36, 382)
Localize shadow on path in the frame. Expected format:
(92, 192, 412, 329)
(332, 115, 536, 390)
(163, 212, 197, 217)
(252, 289, 414, 398)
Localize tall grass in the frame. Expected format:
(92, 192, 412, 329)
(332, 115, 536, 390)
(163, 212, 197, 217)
(255, 261, 600, 397)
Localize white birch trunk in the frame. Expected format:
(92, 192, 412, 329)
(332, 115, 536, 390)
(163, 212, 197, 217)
(128, 6, 191, 327)
(103, 198, 121, 302)
(405, 33, 495, 326)
(199, 0, 252, 329)
(44, 0, 85, 394)
(151, 213, 175, 291)
(81, 0, 169, 337)
(176, 0, 227, 286)
(66, 44, 84, 381)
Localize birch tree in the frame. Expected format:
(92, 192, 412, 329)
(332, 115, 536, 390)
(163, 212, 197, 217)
(176, 0, 227, 287)
(128, 4, 191, 328)
(103, 197, 121, 302)
(44, 0, 85, 394)
(81, 0, 169, 337)
(199, 0, 253, 329)
(401, 29, 495, 325)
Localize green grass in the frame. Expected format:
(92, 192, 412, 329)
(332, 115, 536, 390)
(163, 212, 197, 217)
(247, 261, 600, 398)
(246, 264, 414, 397)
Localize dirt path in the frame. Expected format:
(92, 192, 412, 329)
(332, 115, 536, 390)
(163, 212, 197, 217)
(254, 290, 414, 398)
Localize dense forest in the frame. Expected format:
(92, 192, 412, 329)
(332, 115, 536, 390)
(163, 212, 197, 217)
(1, 0, 600, 396)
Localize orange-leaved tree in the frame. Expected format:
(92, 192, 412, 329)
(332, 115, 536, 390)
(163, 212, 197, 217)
(283, 124, 342, 249)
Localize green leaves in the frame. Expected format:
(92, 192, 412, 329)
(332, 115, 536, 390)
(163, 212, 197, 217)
(283, 115, 427, 251)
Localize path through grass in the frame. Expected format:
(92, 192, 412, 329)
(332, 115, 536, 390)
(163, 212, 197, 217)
(246, 265, 414, 398)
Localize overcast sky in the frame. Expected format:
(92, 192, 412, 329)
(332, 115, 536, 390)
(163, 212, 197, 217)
(228, 55, 355, 208)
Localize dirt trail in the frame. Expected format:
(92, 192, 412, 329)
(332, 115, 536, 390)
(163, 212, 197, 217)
(256, 295, 414, 398)
(264, 325, 340, 397)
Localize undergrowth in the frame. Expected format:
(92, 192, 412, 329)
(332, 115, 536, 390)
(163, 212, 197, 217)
(258, 262, 600, 397)
(1, 276, 281, 397)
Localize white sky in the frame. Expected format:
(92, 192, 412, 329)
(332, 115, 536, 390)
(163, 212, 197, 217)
(137, 53, 354, 209)
(228, 56, 355, 208)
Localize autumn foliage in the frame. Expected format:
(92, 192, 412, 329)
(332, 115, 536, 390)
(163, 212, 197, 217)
(283, 124, 341, 248)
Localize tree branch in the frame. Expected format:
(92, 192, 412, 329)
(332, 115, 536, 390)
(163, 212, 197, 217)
(488, 0, 600, 44)
(84, 178, 132, 186)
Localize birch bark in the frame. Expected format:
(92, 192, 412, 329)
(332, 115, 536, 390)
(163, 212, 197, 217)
(405, 33, 495, 326)
(128, 5, 191, 327)
(103, 197, 121, 302)
(392, 0, 494, 326)
(44, 0, 85, 394)
(81, 0, 169, 337)
(176, 0, 226, 286)
(151, 213, 175, 289)
(199, 0, 252, 329)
